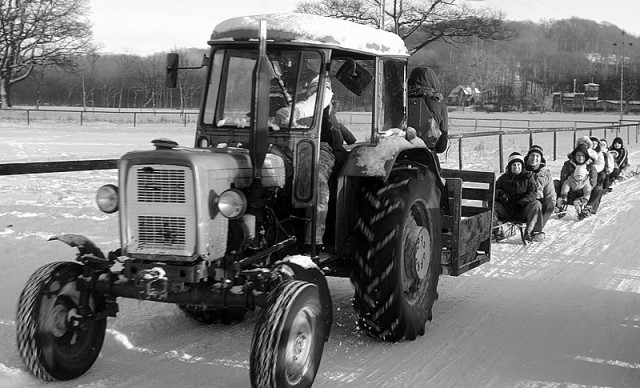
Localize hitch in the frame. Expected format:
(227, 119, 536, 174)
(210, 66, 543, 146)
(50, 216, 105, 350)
(135, 267, 169, 299)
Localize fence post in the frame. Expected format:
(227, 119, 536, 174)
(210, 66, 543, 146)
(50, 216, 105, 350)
(529, 131, 533, 148)
(627, 124, 630, 145)
(474, 119, 478, 131)
(572, 128, 576, 149)
(80, 111, 83, 126)
(636, 123, 639, 144)
(458, 138, 463, 169)
(553, 129, 557, 161)
(498, 133, 504, 173)
(134, 112, 137, 127)
(26, 110, 30, 125)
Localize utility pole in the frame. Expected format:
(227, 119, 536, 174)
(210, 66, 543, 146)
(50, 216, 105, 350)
(613, 31, 632, 124)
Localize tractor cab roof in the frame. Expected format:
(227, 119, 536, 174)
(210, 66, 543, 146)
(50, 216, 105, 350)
(210, 13, 409, 58)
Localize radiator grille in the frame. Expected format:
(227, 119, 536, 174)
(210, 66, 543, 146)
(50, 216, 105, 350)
(137, 215, 186, 250)
(137, 168, 186, 203)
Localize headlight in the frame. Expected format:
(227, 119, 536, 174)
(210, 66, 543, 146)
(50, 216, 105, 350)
(96, 184, 119, 213)
(218, 189, 246, 219)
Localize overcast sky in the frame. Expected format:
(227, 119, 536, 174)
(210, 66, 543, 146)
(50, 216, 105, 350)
(89, 0, 640, 56)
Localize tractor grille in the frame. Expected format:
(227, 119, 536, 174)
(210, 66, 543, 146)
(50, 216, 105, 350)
(125, 164, 195, 256)
(136, 168, 186, 203)
(137, 215, 186, 250)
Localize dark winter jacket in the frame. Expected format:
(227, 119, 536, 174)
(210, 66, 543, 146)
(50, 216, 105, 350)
(609, 137, 629, 170)
(320, 106, 356, 170)
(495, 169, 538, 212)
(407, 67, 449, 153)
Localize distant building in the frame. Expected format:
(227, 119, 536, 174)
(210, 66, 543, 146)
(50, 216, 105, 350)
(447, 85, 481, 106)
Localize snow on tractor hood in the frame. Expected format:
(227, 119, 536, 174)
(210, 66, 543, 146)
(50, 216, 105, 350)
(210, 13, 409, 58)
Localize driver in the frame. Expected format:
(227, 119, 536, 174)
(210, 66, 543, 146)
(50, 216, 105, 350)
(276, 77, 355, 254)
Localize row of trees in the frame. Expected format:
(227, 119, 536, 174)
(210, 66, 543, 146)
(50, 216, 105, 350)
(420, 19, 640, 111)
(14, 48, 206, 111)
(3, 0, 639, 112)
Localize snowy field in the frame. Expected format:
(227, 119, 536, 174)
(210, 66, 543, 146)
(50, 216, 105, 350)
(1, 113, 640, 387)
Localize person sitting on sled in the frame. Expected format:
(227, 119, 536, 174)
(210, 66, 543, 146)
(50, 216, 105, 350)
(494, 152, 542, 243)
(559, 164, 592, 217)
(555, 144, 602, 220)
(609, 137, 630, 181)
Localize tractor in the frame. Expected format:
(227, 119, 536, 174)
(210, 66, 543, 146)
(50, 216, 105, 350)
(16, 13, 494, 387)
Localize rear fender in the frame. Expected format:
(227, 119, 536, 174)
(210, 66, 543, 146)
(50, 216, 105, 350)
(334, 143, 445, 255)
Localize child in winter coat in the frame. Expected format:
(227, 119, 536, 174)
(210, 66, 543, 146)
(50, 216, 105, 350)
(600, 138, 615, 192)
(494, 152, 542, 242)
(589, 136, 606, 186)
(575, 135, 598, 166)
(560, 164, 592, 214)
(555, 144, 601, 220)
(609, 137, 630, 181)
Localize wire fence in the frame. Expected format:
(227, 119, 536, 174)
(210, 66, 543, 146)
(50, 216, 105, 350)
(447, 121, 640, 172)
(0, 108, 199, 127)
(1, 108, 639, 175)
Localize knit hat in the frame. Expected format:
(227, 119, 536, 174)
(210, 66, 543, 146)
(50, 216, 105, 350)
(526, 145, 546, 164)
(506, 151, 525, 169)
(573, 164, 588, 181)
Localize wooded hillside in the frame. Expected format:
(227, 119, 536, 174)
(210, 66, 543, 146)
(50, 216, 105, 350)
(10, 17, 639, 112)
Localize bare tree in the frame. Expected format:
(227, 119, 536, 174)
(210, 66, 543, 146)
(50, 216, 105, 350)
(295, 0, 511, 54)
(81, 50, 101, 111)
(0, 0, 92, 108)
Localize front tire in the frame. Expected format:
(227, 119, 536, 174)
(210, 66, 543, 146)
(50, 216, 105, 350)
(250, 280, 324, 388)
(16, 261, 107, 381)
(351, 168, 442, 341)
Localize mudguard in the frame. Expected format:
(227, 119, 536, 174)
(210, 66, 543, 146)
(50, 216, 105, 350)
(341, 142, 442, 182)
(334, 141, 446, 256)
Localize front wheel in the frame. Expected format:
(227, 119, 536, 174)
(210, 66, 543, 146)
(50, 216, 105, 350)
(16, 261, 107, 381)
(250, 280, 324, 388)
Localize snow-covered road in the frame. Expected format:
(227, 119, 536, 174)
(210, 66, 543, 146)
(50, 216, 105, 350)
(1, 119, 640, 387)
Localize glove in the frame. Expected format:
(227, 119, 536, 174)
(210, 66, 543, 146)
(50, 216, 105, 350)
(556, 196, 566, 209)
(275, 106, 300, 126)
(497, 193, 509, 205)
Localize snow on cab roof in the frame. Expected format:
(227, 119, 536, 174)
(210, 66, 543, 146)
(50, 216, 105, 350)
(211, 13, 409, 58)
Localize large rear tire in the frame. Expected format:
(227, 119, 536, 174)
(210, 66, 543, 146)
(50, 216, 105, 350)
(16, 261, 107, 381)
(250, 280, 324, 388)
(351, 168, 442, 341)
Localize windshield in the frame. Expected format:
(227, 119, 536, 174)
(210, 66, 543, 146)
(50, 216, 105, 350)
(202, 48, 323, 130)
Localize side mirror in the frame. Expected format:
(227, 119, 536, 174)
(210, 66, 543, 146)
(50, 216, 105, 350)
(335, 59, 373, 96)
(165, 53, 179, 88)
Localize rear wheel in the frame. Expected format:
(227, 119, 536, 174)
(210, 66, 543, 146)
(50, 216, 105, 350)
(250, 280, 324, 388)
(16, 261, 107, 381)
(351, 168, 442, 341)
